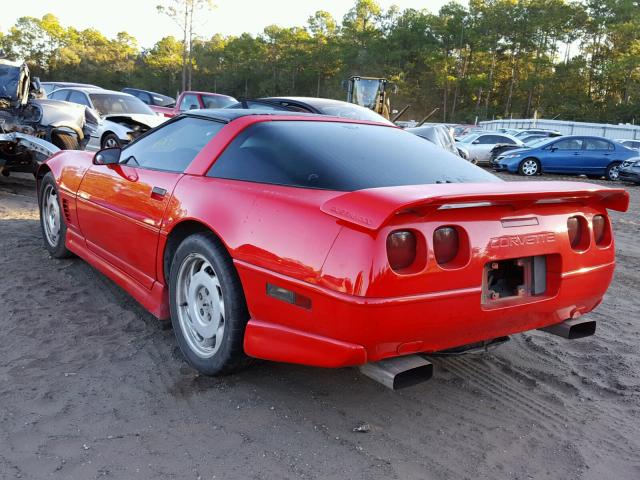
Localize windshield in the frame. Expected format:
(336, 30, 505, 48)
(0, 65, 21, 100)
(317, 102, 392, 125)
(527, 137, 557, 148)
(351, 79, 382, 110)
(89, 93, 155, 116)
(208, 121, 499, 190)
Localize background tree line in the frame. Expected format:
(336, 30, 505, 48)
(1, 0, 639, 124)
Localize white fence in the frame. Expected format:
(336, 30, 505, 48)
(480, 119, 640, 140)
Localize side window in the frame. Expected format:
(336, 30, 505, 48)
(49, 90, 69, 101)
(497, 135, 516, 145)
(554, 139, 583, 150)
(120, 117, 224, 173)
(476, 135, 494, 144)
(179, 94, 200, 111)
(68, 91, 90, 107)
(585, 139, 612, 150)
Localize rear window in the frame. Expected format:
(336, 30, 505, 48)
(202, 95, 236, 109)
(208, 121, 498, 191)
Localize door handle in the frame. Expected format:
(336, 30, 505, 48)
(151, 186, 166, 199)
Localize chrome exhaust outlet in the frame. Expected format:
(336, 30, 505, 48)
(539, 318, 596, 339)
(359, 355, 433, 390)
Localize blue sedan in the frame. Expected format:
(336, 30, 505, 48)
(491, 136, 638, 180)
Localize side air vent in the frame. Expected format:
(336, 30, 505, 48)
(62, 198, 72, 223)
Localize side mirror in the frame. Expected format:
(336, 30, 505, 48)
(550, 146, 558, 152)
(472, 140, 480, 145)
(188, 104, 198, 110)
(93, 147, 121, 165)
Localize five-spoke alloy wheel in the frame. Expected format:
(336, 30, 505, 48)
(175, 253, 226, 358)
(169, 232, 251, 376)
(38, 172, 72, 258)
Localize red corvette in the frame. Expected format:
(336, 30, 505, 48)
(37, 110, 628, 387)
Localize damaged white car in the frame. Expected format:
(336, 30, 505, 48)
(0, 59, 98, 175)
(47, 87, 166, 150)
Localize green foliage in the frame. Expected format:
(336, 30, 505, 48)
(2, 0, 639, 123)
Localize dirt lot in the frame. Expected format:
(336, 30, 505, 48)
(0, 171, 638, 480)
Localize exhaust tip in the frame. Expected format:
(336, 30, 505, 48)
(539, 318, 596, 339)
(359, 355, 433, 390)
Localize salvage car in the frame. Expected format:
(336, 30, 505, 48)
(0, 60, 97, 175)
(37, 110, 628, 389)
(492, 135, 638, 179)
(229, 97, 393, 125)
(456, 132, 524, 164)
(618, 157, 640, 184)
(151, 90, 238, 118)
(48, 87, 165, 149)
(406, 125, 465, 158)
(121, 87, 176, 116)
(41, 82, 102, 95)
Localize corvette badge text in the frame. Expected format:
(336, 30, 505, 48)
(489, 232, 556, 248)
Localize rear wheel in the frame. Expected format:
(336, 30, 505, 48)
(169, 232, 251, 376)
(519, 158, 540, 176)
(38, 172, 72, 258)
(605, 162, 621, 181)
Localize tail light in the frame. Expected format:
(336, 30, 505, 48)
(387, 230, 417, 271)
(433, 227, 459, 265)
(592, 214, 609, 246)
(567, 216, 588, 250)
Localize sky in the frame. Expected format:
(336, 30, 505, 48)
(1, 0, 461, 49)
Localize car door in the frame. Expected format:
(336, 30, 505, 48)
(582, 138, 614, 174)
(541, 138, 584, 173)
(76, 116, 225, 288)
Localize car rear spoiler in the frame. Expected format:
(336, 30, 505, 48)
(321, 181, 629, 230)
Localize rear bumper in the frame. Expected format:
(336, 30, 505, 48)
(238, 260, 614, 367)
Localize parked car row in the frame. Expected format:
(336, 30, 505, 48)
(491, 135, 638, 181)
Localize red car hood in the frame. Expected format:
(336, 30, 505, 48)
(321, 181, 630, 230)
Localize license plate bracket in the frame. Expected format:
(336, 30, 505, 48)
(482, 256, 546, 304)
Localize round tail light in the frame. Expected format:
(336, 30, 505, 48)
(592, 214, 607, 245)
(433, 226, 459, 265)
(387, 230, 417, 271)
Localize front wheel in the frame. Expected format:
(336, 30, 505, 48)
(39, 172, 72, 258)
(519, 158, 540, 176)
(101, 133, 120, 149)
(169, 232, 251, 376)
(605, 162, 621, 181)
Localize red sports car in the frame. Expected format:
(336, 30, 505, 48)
(37, 110, 628, 388)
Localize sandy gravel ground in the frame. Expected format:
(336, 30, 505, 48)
(0, 172, 638, 480)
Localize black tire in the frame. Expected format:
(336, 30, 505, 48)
(51, 132, 80, 150)
(38, 172, 73, 258)
(169, 232, 251, 376)
(101, 133, 121, 149)
(518, 158, 540, 176)
(605, 162, 622, 181)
